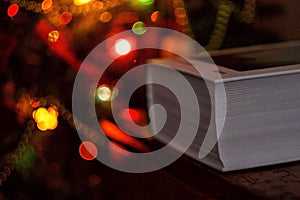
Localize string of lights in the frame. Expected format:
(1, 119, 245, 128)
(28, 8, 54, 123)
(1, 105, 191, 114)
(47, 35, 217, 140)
(0, 0, 257, 188)
(0, 94, 100, 186)
(0, 96, 67, 186)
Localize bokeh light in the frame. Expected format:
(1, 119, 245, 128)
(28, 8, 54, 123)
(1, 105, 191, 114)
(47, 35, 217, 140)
(114, 38, 132, 56)
(100, 119, 148, 152)
(42, 0, 52, 10)
(48, 30, 60, 43)
(32, 106, 59, 131)
(30, 100, 40, 108)
(132, 21, 147, 35)
(151, 11, 159, 22)
(74, 0, 92, 6)
(174, 7, 186, 17)
(59, 12, 72, 25)
(120, 108, 147, 125)
(7, 4, 19, 17)
(99, 11, 112, 23)
(88, 174, 101, 185)
(137, 0, 154, 6)
(92, 1, 104, 10)
(79, 141, 98, 161)
(96, 85, 112, 102)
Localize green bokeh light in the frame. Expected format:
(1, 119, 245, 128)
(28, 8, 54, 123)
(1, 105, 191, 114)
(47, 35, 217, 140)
(132, 21, 147, 35)
(137, 0, 154, 6)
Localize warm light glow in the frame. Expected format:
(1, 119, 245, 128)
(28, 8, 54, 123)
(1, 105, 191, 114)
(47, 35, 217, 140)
(48, 30, 60, 43)
(74, 0, 92, 6)
(100, 119, 148, 152)
(32, 106, 59, 131)
(99, 11, 112, 23)
(96, 85, 112, 102)
(16, 93, 33, 123)
(88, 174, 101, 185)
(42, 0, 52, 10)
(79, 141, 98, 161)
(114, 39, 132, 56)
(132, 21, 147, 35)
(174, 7, 186, 17)
(120, 108, 147, 125)
(7, 4, 19, 17)
(151, 11, 159, 22)
(92, 1, 104, 10)
(59, 12, 72, 25)
(30, 100, 40, 108)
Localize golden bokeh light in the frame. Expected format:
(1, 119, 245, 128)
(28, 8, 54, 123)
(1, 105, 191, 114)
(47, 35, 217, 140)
(48, 30, 60, 43)
(32, 106, 59, 131)
(99, 11, 112, 23)
(74, 0, 92, 6)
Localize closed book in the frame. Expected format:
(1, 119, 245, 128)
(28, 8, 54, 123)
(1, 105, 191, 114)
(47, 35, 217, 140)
(146, 40, 300, 171)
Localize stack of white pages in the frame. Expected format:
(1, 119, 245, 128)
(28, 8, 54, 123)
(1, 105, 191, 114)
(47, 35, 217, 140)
(146, 40, 300, 171)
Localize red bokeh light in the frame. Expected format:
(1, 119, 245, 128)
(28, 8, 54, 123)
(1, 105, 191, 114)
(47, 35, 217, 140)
(7, 4, 19, 17)
(79, 141, 98, 161)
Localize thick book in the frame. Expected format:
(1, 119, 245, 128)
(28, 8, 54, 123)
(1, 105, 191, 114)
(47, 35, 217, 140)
(145, 40, 300, 171)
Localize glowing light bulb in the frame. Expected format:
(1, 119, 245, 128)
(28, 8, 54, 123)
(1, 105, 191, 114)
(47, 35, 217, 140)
(7, 4, 19, 17)
(32, 106, 59, 131)
(74, 0, 92, 6)
(114, 39, 132, 56)
(132, 21, 147, 35)
(48, 30, 60, 43)
(96, 85, 112, 102)
(79, 141, 98, 161)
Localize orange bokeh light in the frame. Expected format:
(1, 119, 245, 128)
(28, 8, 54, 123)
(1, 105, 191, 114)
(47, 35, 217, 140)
(42, 0, 52, 10)
(30, 100, 40, 108)
(59, 12, 73, 25)
(7, 4, 19, 17)
(99, 11, 112, 23)
(79, 141, 98, 161)
(151, 11, 159, 22)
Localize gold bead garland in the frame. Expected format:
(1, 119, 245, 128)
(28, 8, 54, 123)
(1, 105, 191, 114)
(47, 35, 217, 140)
(236, 0, 256, 24)
(0, 96, 72, 186)
(169, 0, 256, 51)
(0, 119, 35, 186)
(205, 0, 236, 51)
(206, 0, 256, 50)
(0, 94, 106, 186)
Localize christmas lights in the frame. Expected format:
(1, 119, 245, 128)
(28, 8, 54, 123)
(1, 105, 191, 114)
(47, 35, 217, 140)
(0, 0, 258, 188)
